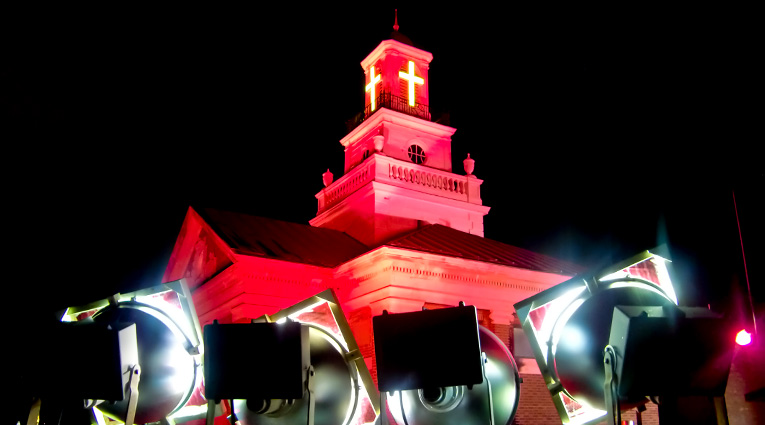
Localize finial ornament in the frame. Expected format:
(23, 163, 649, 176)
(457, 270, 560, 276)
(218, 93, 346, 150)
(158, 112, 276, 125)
(393, 9, 399, 32)
(322, 169, 334, 187)
(463, 153, 475, 176)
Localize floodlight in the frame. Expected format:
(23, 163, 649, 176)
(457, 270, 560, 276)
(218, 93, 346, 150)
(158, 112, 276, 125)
(608, 305, 732, 398)
(203, 289, 380, 425)
(59, 279, 203, 424)
(373, 305, 484, 392)
(33, 321, 138, 401)
(28, 321, 140, 425)
(204, 321, 309, 402)
(604, 305, 733, 424)
(373, 304, 521, 425)
(514, 250, 679, 424)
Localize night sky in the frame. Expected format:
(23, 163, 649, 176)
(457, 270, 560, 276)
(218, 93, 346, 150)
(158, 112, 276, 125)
(5, 5, 761, 331)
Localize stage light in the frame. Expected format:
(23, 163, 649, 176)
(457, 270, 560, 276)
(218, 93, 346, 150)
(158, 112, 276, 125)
(736, 329, 752, 346)
(204, 321, 309, 403)
(28, 321, 140, 425)
(203, 289, 379, 425)
(514, 249, 679, 424)
(374, 305, 483, 392)
(604, 304, 733, 424)
(373, 304, 521, 425)
(60, 279, 204, 424)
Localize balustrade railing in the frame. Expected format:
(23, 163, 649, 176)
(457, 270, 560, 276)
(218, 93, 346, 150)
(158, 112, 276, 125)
(387, 163, 466, 195)
(317, 155, 479, 213)
(346, 91, 430, 132)
(320, 165, 371, 210)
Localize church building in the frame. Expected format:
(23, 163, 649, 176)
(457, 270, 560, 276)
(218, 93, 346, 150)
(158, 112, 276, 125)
(161, 20, 638, 425)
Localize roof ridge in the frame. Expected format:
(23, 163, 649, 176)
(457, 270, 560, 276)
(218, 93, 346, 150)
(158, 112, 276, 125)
(385, 223, 584, 275)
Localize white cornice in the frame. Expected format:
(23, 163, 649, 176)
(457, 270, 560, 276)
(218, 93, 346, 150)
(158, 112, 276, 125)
(340, 108, 456, 148)
(361, 39, 433, 70)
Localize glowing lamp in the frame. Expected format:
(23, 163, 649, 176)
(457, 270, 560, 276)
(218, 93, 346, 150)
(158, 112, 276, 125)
(736, 329, 752, 346)
(514, 250, 679, 424)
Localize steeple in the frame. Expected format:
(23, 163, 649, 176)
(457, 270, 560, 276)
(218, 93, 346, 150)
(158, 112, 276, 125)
(311, 15, 490, 246)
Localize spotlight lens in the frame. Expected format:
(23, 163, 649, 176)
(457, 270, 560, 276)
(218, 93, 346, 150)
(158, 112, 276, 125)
(736, 329, 752, 346)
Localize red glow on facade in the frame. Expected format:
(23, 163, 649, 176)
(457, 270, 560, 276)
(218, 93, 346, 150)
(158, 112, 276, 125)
(162, 29, 590, 425)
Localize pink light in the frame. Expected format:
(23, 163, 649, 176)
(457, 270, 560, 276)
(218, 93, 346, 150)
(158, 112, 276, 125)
(736, 329, 752, 346)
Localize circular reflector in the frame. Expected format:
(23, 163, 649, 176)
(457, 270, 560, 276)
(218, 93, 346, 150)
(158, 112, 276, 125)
(389, 326, 520, 425)
(552, 281, 675, 411)
(235, 324, 358, 425)
(93, 301, 198, 424)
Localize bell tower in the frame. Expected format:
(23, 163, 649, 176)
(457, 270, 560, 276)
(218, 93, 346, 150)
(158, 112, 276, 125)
(310, 16, 490, 246)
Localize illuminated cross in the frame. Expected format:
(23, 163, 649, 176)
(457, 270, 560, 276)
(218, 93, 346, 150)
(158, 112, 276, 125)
(399, 60, 424, 106)
(365, 66, 381, 111)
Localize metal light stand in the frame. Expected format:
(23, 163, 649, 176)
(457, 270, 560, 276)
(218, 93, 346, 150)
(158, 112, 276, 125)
(603, 345, 620, 425)
(482, 352, 495, 425)
(125, 365, 141, 425)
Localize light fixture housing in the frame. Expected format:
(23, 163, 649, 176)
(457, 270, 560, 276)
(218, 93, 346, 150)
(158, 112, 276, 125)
(514, 249, 678, 424)
(374, 304, 521, 425)
(204, 321, 309, 402)
(373, 305, 484, 392)
(212, 289, 379, 425)
(608, 304, 732, 401)
(30, 321, 138, 402)
(386, 325, 522, 425)
(61, 279, 204, 424)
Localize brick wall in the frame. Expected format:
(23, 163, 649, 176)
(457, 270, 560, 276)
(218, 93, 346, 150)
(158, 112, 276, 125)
(515, 374, 566, 425)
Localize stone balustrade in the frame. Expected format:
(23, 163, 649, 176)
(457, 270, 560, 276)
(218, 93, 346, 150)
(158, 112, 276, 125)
(319, 164, 372, 211)
(317, 154, 482, 213)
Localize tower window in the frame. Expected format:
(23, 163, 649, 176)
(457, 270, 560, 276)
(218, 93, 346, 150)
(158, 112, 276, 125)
(407, 144, 426, 164)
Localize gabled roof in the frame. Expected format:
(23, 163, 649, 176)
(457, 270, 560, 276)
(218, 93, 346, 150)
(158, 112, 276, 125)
(384, 224, 584, 276)
(197, 208, 368, 268)
(197, 208, 582, 276)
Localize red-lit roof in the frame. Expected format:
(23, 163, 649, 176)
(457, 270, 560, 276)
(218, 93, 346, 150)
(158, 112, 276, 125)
(198, 208, 369, 268)
(198, 208, 582, 275)
(385, 224, 584, 276)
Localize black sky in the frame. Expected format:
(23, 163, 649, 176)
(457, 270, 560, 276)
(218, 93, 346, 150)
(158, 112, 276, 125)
(4, 5, 761, 329)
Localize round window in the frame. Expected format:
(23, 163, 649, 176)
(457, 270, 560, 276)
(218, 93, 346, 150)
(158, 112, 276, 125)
(407, 144, 426, 164)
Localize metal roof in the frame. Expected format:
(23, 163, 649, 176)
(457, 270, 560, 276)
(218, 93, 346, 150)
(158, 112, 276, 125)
(385, 224, 584, 276)
(198, 208, 369, 268)
(198, 208, 582, 276)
